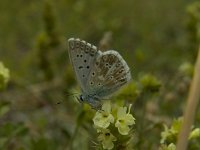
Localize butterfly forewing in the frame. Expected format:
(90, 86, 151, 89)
(86, 50, 132, 98)
(68, 38, 100, 92)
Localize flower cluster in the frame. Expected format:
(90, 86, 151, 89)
(93, 101, 135, 149)
(160, 117, 200, 149)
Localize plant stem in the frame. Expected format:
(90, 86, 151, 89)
(176, 46, 200, 150)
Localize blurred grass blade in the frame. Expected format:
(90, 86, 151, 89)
(176, 46, 200, 150)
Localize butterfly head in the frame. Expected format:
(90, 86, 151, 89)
(77, 94, 102, 110)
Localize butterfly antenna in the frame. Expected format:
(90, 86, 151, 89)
(55, 95, 78, 105)
(55, 95, 65, 105)
(55, 91, 78, 105)
(64, 91, 79, 97)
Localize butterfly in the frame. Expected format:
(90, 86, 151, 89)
(68, 38, 132, 109)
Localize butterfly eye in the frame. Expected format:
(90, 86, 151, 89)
(80, 95, 84, 102)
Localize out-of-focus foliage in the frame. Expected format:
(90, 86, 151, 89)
(187, 1, 200, 48)
(139, 74, 161, 92)
(0, 0, 200, 149)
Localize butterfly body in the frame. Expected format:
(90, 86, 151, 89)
(68, 38, 132, 109)
(79, 94, 101, 109)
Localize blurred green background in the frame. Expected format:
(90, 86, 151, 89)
(0, 0, 200, 149)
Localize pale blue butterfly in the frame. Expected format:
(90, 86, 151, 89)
(68, 38, 132, 109)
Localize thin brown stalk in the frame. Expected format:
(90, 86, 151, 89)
(176, 46, 200, 150)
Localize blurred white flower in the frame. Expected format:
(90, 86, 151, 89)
(97, 128, 116, 150)
(115, 104, 135, 135)
(93, 101, 114, 128)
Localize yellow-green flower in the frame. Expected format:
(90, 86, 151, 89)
(189, 128, 200, 140)
(160, 143, 176, 150)
(115, 104, 135, 135)
(160, 125, 171, 144)
(0, 62, 10, 89)
(160, 118, 184, 144)
(93, 101, 114, 128)
(167, 143, 176, 150)
(98, 128, 116, 150)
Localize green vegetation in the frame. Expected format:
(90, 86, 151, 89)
(0, 0, 200, 149)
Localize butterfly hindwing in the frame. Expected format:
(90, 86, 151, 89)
(86, 50, 132, 98)
(68, 38, 100, 91)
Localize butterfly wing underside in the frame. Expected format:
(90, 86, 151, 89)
(86, 50, 132, 98)
(68, 38, 100, 92)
